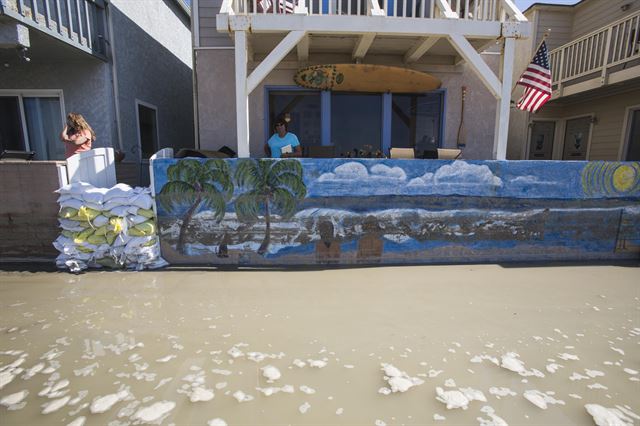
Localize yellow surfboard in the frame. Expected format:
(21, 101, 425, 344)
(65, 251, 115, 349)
(294, 64, 441, 93)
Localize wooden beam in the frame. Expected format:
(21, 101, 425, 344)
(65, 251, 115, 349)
(353, 33, 375, 61)
(493, 37, 516, 160)
(234, 30, 250, 158)
(221, 15, 505, 39)
(247, 30, 307, 94)
(434, 0, 458, 19)
(500, 0, 526, 22)
(297, 33, 309, 62)
(448, 33, 501, 99)
(404, 36, 438, 63)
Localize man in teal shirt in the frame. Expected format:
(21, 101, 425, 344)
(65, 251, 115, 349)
(265, 119, 302, 158)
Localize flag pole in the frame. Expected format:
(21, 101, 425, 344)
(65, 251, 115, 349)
(511, 29, 550, 95)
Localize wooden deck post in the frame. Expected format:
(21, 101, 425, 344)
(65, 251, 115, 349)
(234, 30, 250, 158)
(493, 36, 515, 160)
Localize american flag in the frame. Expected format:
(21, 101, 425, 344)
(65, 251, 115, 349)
(258, 0, 295, 13)
(516, 41, 552, 113)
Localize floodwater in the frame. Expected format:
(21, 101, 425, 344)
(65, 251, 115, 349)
(1, 264, 639, 425)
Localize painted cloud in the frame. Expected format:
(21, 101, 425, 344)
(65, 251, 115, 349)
(318, 162, 406, 182)
(408, 161, 502, 195)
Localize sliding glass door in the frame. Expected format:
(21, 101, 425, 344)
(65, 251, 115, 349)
(331, 93, 382, 157)
(0, 91, 65, 160)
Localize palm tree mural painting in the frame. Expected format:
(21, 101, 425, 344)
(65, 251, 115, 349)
(158, 159, 233, 253)
(234, 159, 306, 255)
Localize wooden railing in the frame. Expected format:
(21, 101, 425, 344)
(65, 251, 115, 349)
(0, 0, 108, 59)
(221, 0, 525, 21)
(549, 10, 640, 87)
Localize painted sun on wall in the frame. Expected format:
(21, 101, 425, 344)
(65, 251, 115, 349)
(152, 159, 640, 265)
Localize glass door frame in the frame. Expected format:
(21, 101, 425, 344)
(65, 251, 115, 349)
(560, 113, 595, 161)
(265, 86, 446, 156)
(0, 89, 66, 154)
(619, 104, 640, 160)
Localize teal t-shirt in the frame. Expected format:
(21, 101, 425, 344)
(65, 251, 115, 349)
(267, 132, 300, 158)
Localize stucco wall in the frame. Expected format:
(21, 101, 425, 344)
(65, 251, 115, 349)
(531, 89, 640, 161)
(110, 1, 194, 163)
(196, 49, 500, 159)
(0, 56, 116, 155)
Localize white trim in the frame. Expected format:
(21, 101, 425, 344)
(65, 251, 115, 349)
(194, 46, 235, 50)
(134, 99, 160, 161)
(220, 15, 506, 38)
(0, 89, 65, 154)
(106, 4, 124, 152)
(235, 30, 250, 158)
(618, 104, 640, 161)
(493, 37, 515, 160)
(193, 0, 200, 49)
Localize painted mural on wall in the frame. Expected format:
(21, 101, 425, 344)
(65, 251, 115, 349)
(153, 159, 640, 265)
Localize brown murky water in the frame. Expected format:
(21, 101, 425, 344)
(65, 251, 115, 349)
(1, 265, 639, 426)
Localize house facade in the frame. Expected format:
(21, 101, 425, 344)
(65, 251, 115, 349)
(193, 0, 531, 160)
(508, 0, 640, 161)
(0, 0, 194, 184)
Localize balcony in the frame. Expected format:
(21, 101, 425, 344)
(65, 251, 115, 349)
(549, 10, 640, 100)
(0, 0, 109, 59)
(216, 0, 528, 64)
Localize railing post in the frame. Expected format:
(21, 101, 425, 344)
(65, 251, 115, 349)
(556, 48, 565, 97)
(601, 26, 612, 85)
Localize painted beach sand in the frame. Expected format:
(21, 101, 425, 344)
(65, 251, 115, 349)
(152, 159, 640, 265)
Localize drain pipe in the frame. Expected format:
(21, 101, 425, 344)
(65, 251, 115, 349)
(105, 1, 124, 153)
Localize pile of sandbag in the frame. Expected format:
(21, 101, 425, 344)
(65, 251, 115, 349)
(53, 182, 168, 272)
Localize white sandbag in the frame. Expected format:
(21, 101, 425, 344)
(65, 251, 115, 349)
(59, 198, 85, 210)
(104, 183, 134, 201)
(57, 194, 75, 203)
(82, 187, 108, 205)
(56, 182, 95, 195)
(92, 215, 109, 227)
(127, 215, 149, 226)
(58, 219, 86, 232)
(129, 193, 154, 210)
(110, 205, 136, 217)
(103, 197, 131, 211)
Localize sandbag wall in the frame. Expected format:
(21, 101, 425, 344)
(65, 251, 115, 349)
(53, 182, 167, 272)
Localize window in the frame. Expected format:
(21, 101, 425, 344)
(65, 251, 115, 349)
(0, 91, 65, 160)
(137, 101, 159, 160)
(391, 92, 443, 154)
(331, 93, 382, 156)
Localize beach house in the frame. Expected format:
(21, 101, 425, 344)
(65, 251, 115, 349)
(0, 0, 194, 183)
(192, 0, 531, 159)
(508, 0, 640, 161)
(0, 0, 194, 258)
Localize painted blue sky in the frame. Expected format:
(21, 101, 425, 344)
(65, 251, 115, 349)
(153, 159, 608, 200)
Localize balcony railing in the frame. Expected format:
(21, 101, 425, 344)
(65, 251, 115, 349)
(221, 0, 525, 22)
(0, 0, 108, 59)
(549, 10, 640, 89)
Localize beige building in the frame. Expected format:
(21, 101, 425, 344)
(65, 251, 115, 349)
(508, 0, 640, 161)
(192, 0, 531, 160)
